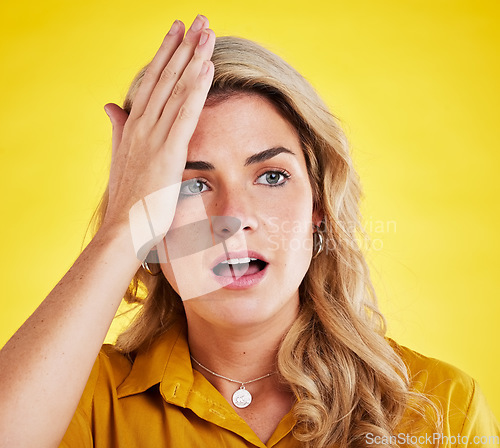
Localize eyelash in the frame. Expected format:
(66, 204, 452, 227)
(255, 169, 290, 187)
(179, 170, 291, 197)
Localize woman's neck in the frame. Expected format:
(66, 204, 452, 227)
(185, 304, 299, 441)
(186, 298, 299, 388)
(187, 317, 286, 382)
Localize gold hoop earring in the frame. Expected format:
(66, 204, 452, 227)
(142, 261, 162, 276)
(313, 227, 324, 259)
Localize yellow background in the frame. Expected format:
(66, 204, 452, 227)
(1, 0, 498, 418)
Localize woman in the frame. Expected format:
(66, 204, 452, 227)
(0, 15, 498, 448)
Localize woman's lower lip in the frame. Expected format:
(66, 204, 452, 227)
(211, 264, 268, 290)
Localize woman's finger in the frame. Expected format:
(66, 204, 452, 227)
(141, 16, 210, 123)
(126, 20, 186, 120)
(153, 29, 215, 144)
(161, 60, 214, 169)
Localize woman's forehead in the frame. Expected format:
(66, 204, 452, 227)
(187, 94, 301, 161)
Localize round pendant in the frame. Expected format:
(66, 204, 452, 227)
(232, 386, 252, 408)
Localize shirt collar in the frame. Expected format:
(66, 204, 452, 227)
(116, 320, 191, 400)
(116, 319, 296, 447)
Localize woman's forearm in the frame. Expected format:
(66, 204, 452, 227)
(0, 16, 216, 447)
(0, 224, 140, 448)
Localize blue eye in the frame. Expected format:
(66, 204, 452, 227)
(179, 179, 209, 196)
(256, 170, 290, 187)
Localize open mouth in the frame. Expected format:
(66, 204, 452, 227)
(212, 257, 268, 277)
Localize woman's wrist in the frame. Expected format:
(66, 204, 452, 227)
(92, 220, 143, 268)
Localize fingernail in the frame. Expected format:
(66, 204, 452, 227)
(191, 14, 204, 32)
(168, 20, 180, 35)
(199, 30, 209, 46)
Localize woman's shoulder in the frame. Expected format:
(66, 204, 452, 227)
(389, 339, 500, 443)
(59, 345, 133, 447)
(72, 344, 133, 414)
(388, 339, 475, 394)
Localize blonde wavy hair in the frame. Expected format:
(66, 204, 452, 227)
(91, 36, 441, 448)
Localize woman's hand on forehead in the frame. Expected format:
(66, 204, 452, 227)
(102, 15, 215, 260)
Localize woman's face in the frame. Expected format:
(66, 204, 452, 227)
(160, 94, 320, 329)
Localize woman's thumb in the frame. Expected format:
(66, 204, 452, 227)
(104, 103, 128, 128)
(104, 103, 128, 152)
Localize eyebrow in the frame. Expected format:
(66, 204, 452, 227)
(184, 147, 296, 171)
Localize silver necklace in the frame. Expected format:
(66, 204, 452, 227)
(190, 356, 276, 409)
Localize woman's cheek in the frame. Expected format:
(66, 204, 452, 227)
(174, 195, 211, 227)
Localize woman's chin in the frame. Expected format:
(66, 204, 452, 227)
(184, 292, 299, 332)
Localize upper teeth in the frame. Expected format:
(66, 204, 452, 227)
(220, 257, 257, 265)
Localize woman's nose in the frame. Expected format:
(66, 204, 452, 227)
(210, 188, 258, 240)
(210, 215, 242, 243)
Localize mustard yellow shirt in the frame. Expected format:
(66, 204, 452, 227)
(60, 322, 500, 447)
